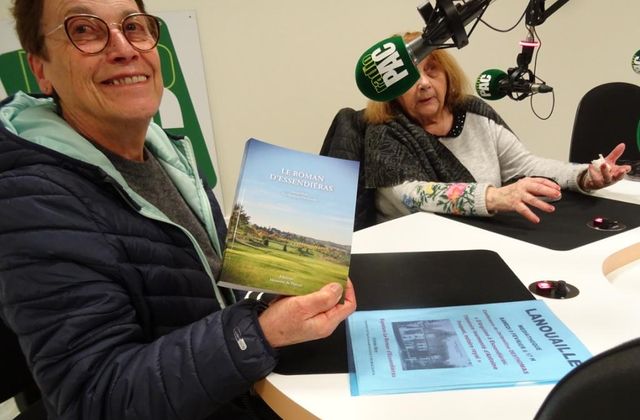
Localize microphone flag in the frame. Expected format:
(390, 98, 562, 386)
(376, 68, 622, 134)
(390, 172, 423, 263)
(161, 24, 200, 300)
(632, 50, 640, 74)
(475, 69, 508, 100)
(355, 36, 420, 102)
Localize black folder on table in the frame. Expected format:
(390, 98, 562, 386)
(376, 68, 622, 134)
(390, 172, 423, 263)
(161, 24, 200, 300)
(275, 249, 534, 375)
(439, 191, 640, 251)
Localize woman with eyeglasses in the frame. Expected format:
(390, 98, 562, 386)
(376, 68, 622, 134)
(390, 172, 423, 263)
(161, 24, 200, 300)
(0, 1, 356, 419)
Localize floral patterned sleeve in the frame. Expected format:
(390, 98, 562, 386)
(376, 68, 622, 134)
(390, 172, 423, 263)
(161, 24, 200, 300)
(391, 180, 492, 217)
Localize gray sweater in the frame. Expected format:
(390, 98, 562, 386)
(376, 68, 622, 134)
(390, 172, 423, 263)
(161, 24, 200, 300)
(377, 112, 588, 222)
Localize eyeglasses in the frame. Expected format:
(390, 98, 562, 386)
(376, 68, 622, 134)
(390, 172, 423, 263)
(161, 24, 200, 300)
(45, 13, 161, 55)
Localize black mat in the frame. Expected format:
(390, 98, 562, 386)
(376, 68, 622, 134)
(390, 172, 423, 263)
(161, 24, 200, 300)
(274, 249, 534, 375)
(438, 191, 640, 251)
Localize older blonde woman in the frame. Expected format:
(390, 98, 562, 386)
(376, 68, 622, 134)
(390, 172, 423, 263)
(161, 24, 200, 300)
(323, 32, 630, 227)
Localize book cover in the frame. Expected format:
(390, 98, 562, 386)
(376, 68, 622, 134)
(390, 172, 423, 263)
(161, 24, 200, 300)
(347, 300, 592, 396)
(217, 138, 359, 296)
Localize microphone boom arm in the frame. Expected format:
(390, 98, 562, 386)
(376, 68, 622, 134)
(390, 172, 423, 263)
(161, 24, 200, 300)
(506, 0, 571, 100)
(526, 0, 571, 26)
(410, 0, 495, 65)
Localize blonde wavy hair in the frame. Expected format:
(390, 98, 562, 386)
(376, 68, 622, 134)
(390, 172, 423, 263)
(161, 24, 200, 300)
(363, 31, 471, 124)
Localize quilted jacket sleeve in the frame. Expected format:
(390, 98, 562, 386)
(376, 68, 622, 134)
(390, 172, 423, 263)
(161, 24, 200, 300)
(0, 166, 277, 419)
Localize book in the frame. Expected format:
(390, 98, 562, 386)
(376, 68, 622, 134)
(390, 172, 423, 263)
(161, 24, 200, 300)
(347, 300, 592, 396)
(217, 138, 359, 296)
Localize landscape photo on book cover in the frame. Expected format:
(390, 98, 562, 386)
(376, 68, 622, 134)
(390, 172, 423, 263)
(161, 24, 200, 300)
(219, 139, 359, 295)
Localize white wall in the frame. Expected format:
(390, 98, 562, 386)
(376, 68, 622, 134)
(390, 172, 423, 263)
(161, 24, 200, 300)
(1, 0, 639, 216)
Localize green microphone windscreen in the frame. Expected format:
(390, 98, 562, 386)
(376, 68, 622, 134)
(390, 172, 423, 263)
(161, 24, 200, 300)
(475, 68, 508, 101)
(355, 36, 420, 102)
(632, 50, 640, 74)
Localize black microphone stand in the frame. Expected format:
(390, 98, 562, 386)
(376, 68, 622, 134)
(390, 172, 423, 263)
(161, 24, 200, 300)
(412, 0, 570, 102)
(416, 0, 492, 50)
(503, 0, 570, 101)
(504, 30, 543, 101)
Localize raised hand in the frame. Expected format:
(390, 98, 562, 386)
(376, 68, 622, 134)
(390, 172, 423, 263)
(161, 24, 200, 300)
(580, 143, 632, 190)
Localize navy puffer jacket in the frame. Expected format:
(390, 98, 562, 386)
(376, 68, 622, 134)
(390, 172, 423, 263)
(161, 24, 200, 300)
(0, 93, 277, 419)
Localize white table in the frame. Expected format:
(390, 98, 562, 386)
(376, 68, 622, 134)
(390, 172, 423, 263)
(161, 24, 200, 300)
(256, 180, 640, 420)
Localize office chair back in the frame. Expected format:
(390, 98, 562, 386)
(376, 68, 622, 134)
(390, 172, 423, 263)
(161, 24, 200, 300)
(569, 82, 640, 164)
(320, 107, 377, 231)
(534, 337, 640, 420)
